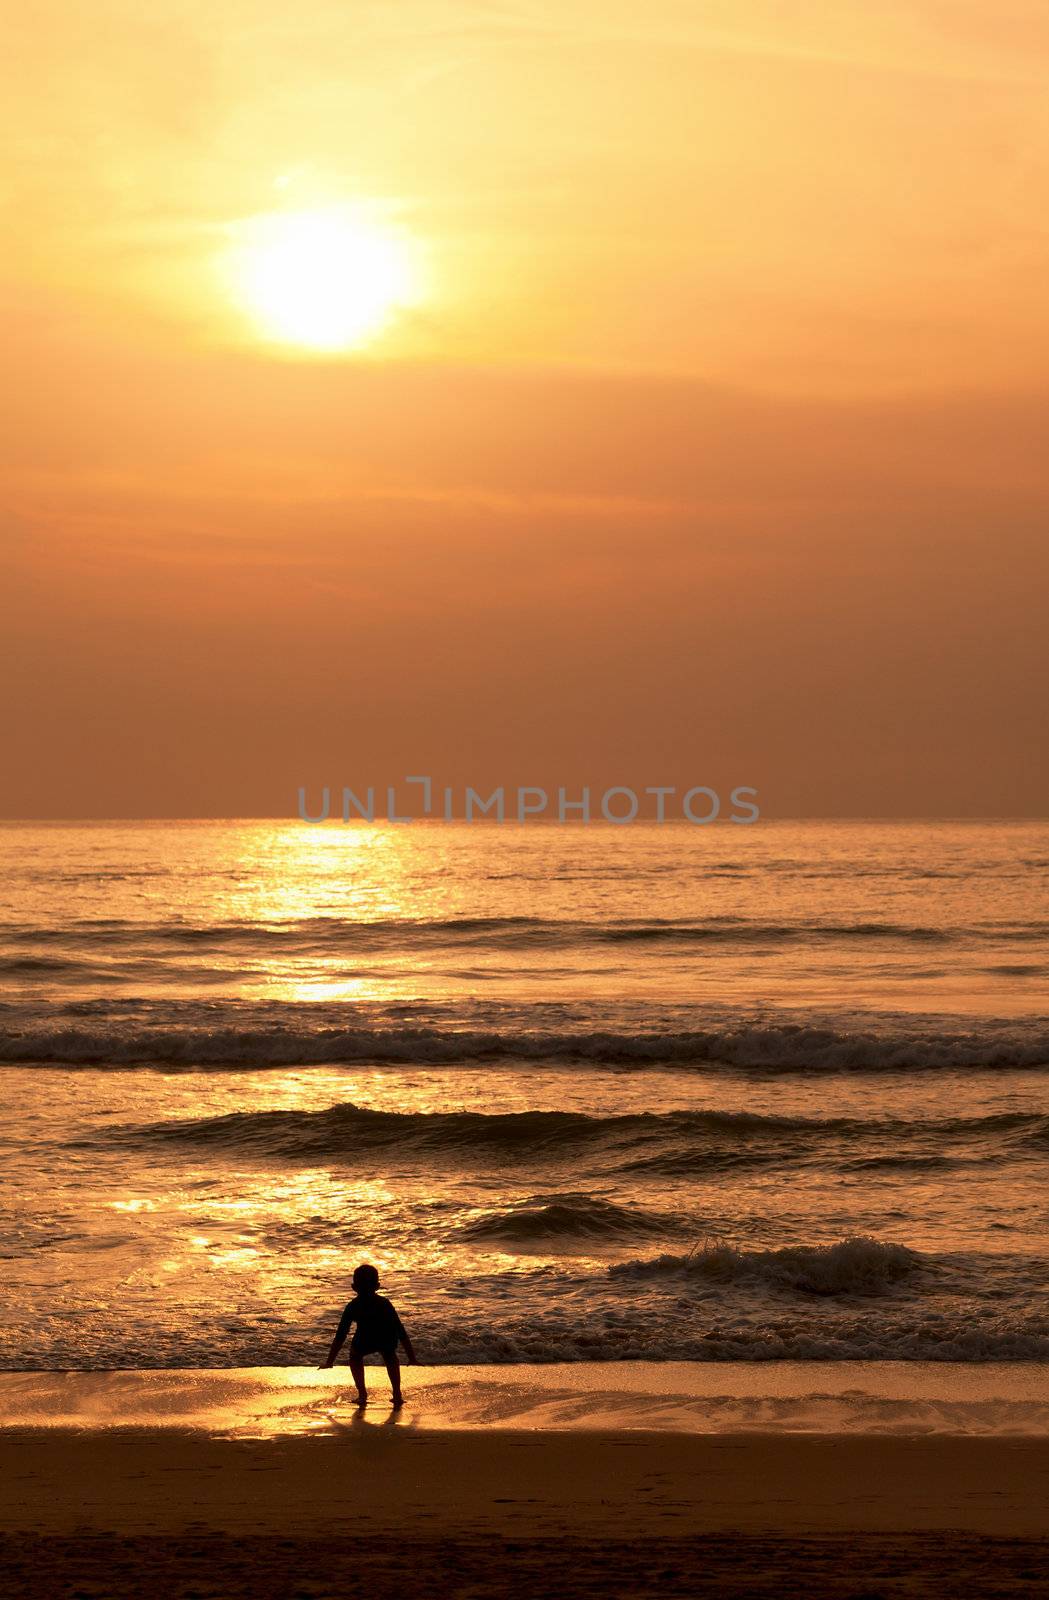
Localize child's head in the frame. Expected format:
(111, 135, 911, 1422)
(352, 1262, 381, 1294)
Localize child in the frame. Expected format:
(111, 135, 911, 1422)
(320, 1263, 417, 1407)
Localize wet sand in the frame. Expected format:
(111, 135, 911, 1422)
(2, 1368, 1048, 1596)
(4, 1361, 1048, 1437)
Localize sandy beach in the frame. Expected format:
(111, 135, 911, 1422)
(3, 1366, 1047, 1597)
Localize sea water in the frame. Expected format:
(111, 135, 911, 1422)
(1, 819, 1046, 1368)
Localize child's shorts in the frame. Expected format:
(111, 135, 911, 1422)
(350, 1340, 397, 1360)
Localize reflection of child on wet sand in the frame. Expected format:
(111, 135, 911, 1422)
(320, 1263, 417, 1407)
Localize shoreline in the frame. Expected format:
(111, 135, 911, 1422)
(2, 1361, 1048, 1438)
(5, 1364, 1048, 1595)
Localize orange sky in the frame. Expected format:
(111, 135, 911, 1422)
(3, 1, 1048, 816)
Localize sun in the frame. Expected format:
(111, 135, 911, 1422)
(227, 205, 422, 352)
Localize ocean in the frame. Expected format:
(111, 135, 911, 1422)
(1, 819, 1047, 1369)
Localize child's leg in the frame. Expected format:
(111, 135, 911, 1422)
(384, 1353, 403, 1405)
(349, 1352, 367, 1404)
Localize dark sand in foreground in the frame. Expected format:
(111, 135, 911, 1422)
(3, 1430, 1048, 1598)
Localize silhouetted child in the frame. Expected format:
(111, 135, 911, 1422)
(321, 1263, 417, 1407)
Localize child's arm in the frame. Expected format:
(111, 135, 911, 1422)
(398, 1320, 417, 1364)
(320, 1304, 354, 1369)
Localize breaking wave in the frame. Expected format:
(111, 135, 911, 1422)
(610, 1237, 921, 1297)
(5, 1017, 1048, 1071)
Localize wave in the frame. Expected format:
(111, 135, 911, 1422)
(99, 1101, 1049, 1170)
(109, 1103, 665, 1160)
(12, 1322, 1049, 1367)
(6, 913, 1043, 951)
(459, 1193, 679, 1245)
(609, 1237, 922, 1296)
(14, 1234, 1048, 1366)
(414, 1322, 1049, 1365)
(0, 956, 80, 974)
(5, 1018, 1048, 1071)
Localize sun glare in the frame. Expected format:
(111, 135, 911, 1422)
(228, 205, 422, 352)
